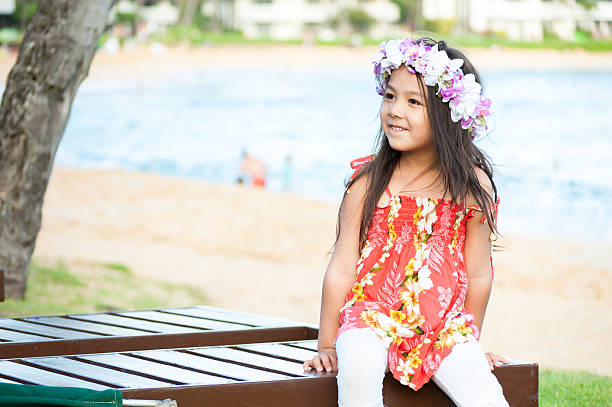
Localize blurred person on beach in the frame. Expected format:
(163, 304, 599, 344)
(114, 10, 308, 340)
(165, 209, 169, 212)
(236, 150, 267, 188)
(283, 155, 293, 191)
(303, 38, 510, 406)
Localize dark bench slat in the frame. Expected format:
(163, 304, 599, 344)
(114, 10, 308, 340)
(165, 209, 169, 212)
(78, 353, 238, 385)
(168, 307, 299, 327)
(116, 311, 250, 331)
(238, 343, 317, 362)
(0, 361, 108, 390)
(69, 313, 201, 333)
(131, 349, 289, 382)
(190, 347, 306, 376)
(24, 316, 154, 337)
(287, 340, 318, 351)
(0, 319, 102, 339)
(0, 328, 53, 342)
(25, 357, 171, 389)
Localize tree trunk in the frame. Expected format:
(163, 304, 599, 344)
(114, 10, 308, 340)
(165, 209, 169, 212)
(179, 0, 201, 26)
(0, 0, 113, 299)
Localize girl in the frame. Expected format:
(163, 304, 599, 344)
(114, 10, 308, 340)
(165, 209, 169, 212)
(303, 38, 510, 407)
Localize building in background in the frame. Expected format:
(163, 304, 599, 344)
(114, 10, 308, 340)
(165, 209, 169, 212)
(202, 0, 401, 41)
(423, 0, 612, 41)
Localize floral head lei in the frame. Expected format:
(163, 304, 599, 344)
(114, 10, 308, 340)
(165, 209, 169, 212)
(372, 39, 491, 139)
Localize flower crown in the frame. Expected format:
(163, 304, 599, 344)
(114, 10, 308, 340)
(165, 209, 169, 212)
(372, 39, 491, 139)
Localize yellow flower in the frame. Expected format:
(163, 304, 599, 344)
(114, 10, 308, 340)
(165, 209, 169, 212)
(390, 310, 406, 324)
(360, 309, 378, 327)
(404, 258, 416, 275)
(404, 312, 425, 330)
(388, 223, 397, 241)
(413, 207, 422, 225)
(407, 347, 423, 369)
(399, 285, 420, 315)
(352, 282, 363, 294)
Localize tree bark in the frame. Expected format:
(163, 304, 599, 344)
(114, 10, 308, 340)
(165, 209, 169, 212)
(0, 0, 113, 299)
(179, 0, 201, 26)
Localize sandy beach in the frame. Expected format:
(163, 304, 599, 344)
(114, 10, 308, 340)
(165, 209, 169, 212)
(1, 44, 610, 377)
(33, 167, 612, 377)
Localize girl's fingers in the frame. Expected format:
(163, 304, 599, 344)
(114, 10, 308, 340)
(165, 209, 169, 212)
(331, 355, 338, 372)
(312, 355, 324, 372)
(303, 354, 337, 373)
(485, 353, 494, 370)
(485, 352, 509, 370)
(321, 354, 333, 372)
(497, 355, 509, 364)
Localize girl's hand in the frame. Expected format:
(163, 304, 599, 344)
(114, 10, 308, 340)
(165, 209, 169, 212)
(485, 352, 509, 371)
(303, 347, 338, 373)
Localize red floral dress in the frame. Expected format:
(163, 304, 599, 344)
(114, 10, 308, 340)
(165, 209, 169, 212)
(335, 155, 498, 391)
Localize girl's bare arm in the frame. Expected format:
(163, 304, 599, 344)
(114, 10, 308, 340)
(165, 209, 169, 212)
(464, 169, 508, 370)
(304, 176, 367, 373)
(464, 168, 495, 333)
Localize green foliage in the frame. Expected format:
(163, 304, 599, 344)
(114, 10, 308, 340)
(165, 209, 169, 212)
(424, 19, 455, 36)
(151, 25, 301, 45)
(451, 33, 612, 52)
(389, 0, 419, 25)
(576, 0, 597, 10)
(0, 258, 207, 317)
(539, 368, 612, 407)
(0, 27, 22, 45)
(347, 8, 376, 34)
(13, 0, 37, 27)
(99, 262, 132, 274)
(115, 11, 138, 25)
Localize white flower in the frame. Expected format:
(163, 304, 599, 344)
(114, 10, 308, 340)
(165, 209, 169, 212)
(398, 358, 415, 376)
(417, 266, 433, 291)
(381, 39, 404, 70)
(450, 74, 482, 122)
(362, 272, 375, 286)
(423, 50, 451, 86)
(437, 286, 452, 318)
(395, 324, 416, 338)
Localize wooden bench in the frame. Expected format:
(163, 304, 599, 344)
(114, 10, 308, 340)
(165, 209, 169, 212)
(0, 306, 318, 358)
(0, 306, 538, 406)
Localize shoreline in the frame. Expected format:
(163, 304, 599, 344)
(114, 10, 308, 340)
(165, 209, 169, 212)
(1, 44, 611, 84)
(33, 166, 612, 376)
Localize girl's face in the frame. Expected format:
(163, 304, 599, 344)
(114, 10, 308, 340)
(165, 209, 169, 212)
(380, 65, 433, 154)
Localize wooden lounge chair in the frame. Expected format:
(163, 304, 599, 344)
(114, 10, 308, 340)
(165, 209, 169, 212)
(0, 306, 538, 406)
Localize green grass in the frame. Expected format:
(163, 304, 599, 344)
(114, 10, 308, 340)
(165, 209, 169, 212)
(539, 368, 612, 407)
(452, 34, 612, 52)
(0, 258, 207, 317)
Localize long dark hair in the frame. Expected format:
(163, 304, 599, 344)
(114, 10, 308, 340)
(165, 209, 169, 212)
(336, 37, 498, 251)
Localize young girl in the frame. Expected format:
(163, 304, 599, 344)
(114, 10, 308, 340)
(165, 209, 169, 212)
(303, 38, 510, 407)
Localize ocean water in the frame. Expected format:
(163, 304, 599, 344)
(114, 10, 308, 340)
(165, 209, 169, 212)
(55, 67, 612, 242)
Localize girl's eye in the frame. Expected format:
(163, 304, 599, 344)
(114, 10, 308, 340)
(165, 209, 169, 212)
(409, 98, 421, 105)
(384, 93, 394, 100)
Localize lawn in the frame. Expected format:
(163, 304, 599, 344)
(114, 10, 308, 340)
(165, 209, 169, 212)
(0, 257, 207, 317)
(539, 368, 611, 407)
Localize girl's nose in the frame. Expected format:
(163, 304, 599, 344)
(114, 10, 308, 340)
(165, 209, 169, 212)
(389, 101, 403, 118)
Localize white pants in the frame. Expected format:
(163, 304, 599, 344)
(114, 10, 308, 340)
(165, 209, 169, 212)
(335, 328, 510, 407)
